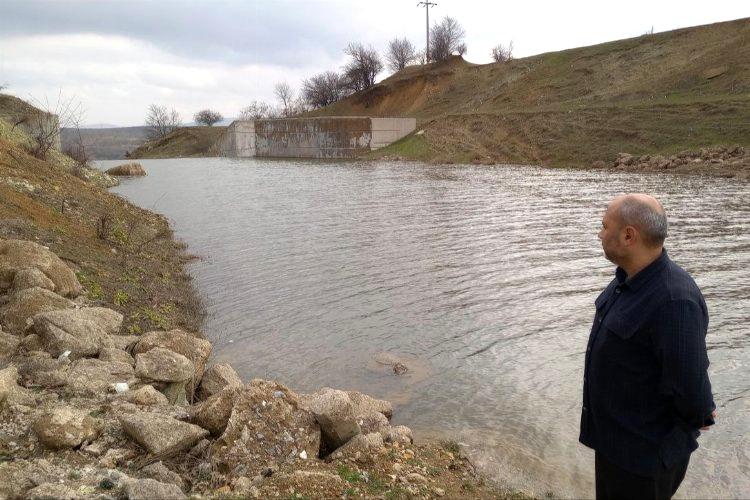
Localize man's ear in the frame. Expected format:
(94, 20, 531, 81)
(623, 225, 637, 245)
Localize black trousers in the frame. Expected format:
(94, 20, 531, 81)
(595, 452, 690, 500)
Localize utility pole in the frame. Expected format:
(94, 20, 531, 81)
(417, 1, 437, 63)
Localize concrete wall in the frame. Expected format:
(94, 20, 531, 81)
(221, 117, 415, 159)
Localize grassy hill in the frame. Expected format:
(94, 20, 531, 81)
(311, 17, 750, 166)
(129, 126, 226, 159)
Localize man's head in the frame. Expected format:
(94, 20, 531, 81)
(599, 194, 667, 267)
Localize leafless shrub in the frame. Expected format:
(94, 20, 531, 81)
(430, 16, 466, 61)
(274, 82, 297, 117)
(238, 100, 279, 120)
(342, 42, 383, 92)
(491, 42, 514, 63)
(386, 38, 417, 73)
(302, 71, 348, 109)
(21, 93, 82, 160)
(194, 109, 223, 127)
(145, 104, 182, 139)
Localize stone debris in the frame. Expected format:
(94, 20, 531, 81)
(386, 425, 414, 445)
(133, 329, 211, 394)
(25, 483, 78, 500)
(32, 307, 123, 358)
(123, 478, 187, 500)
(605, 145, 749, 177)
(140, 461, 186, 491)
(119, 412, 209, 456)
(66, 358, 135, 394)
(120, 385, 169, 406)
(11, 268, 55, 293)
(99, 347, 135, 366)
(196, 361, 243, 399)
(32, 406, 104, 449)
(330, 432, 384, 460)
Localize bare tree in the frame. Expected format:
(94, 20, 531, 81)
(238, 100, 278, 120)
(21, 92, 81, 160)
(386, 38, 417, 73)
(274, 82, 296, 117)
(194, 109, 223, 126)
(302, 71, 348, 109)
(145, 104, 182, 139)
(430, 17, 466, 62)
(342, 42, 383, 92)
(491, 42, 514, 63)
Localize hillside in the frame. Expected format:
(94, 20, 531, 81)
(311, 17, 750, 167)
(60, 126, 151, 160)
(129, 126, 226, 159)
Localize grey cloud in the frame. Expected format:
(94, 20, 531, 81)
(0, 0, 358, 67)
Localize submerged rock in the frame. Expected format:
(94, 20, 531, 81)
(0, 239, 82, 297)
(119, 412, 208, 456)
(32, 406, 104, 449)
(106, 162, 147, 177)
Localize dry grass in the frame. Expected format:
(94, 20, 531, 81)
(130, 126, 227, 159)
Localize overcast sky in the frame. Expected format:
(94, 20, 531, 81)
(0, 1, 746, 126)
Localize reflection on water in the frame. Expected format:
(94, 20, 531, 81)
(100, 158, 750, 499)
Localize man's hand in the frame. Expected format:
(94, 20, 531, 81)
(701, 410, 717, 431)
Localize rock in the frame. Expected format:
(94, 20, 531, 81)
(121, 385, 169, 406)
(0, 365, 33, 405)
(233, 477, 261, 498)
(358, 411, 390, 437)
(433, 486, 446, 496)
(18, 333, 43, 352)
(190, 386, 239, 436)
(134, 329, 211, 394)
(0, 239, 82, 297)
(16, 351, 69, 388)
(32, 406, 104, 449)
(26, 483, 78, 500)
(406, 472, 429, 484)
(140, 461, 185, 491)
(703, 65, 728, 80)
(189, 438, 211, 457)
(0, 287, 74, 334)
(0, 329, 20, 361)
(119, 412, 208, 456)
(104, 334, 139, 351)
(330, 432, 384, 460)
(66, 358, 134, 394)
(197, 362, 242, 400)
(99, 347, 135, 366)
(161, 381, 188, 405)
(11, 268, 55, 292)
(300, 388, 360, 450)
(347, 390, 393, 420)
(106, 162, 147, 177)
(211, 380, 321, 474)
(386, 425, 414, 445)
(591, 160, 606, 169)
(135, 347, 193, 382)
(32, 307, 123, 358)
(123, 478, 186, 500)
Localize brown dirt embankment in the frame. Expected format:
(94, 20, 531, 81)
(129, 126, 226, 159)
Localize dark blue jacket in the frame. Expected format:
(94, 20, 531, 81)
(579, 249, 715, 477)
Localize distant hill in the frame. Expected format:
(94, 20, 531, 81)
(309, 17, 750, 166)
(60, 126, 151, 160)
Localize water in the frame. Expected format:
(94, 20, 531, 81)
(99, 158, 750, 498)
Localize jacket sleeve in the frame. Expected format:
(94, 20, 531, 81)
(653, 299, 715, 430)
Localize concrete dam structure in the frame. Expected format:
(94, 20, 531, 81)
(220, 117, 416, 159)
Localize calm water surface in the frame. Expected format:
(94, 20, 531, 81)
(99, 158, 750, 498)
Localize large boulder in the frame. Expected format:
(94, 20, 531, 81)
(0, 240, 82, 297)
(196, 362, 243, 400)
(32, 307, 123, 359)
(120, 385, 169, 406)
(386, 425, 414, 445)
(135, 347, 193, 383)
(123, 478, 186, 500)
(16, 351, 69, 388)
(0, 287, 74, 334)
(0, 365, 31, 406)
(11, 268, 55, 293)
(330, 432, 384, 461)
(119, 412, 208, 457)
(300, 388, 361, 451)
(210, 380, 321, 474)
(358, 411, 390, 438)
(134, 330, 211, 394)
(66, 358, 134, 394)
(0, 329, 20, 362)
(190, 386, 239, 436)
(347, 390, 393, 420)
(99, 347, 135, 366)
(139, 461, 185, 491)
(32, 406, 104, 449)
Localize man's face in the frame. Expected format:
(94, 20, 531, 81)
(598, 205, 625, 264)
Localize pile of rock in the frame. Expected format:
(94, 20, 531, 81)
(0, 238, 416, 499)
(596, 145, 749, 177)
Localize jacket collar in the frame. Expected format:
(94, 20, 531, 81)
(616, 248, 669, 291)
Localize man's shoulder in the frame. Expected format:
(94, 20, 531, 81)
(662, 257, 704, 304)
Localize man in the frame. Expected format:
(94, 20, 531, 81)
(580, 194, 716, 500)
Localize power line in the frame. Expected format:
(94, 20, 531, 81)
(417, 1, 437, 63)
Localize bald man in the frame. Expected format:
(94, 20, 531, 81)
(579, 194, 716, 500)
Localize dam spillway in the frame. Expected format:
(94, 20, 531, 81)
(220, 116, 416, 159)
